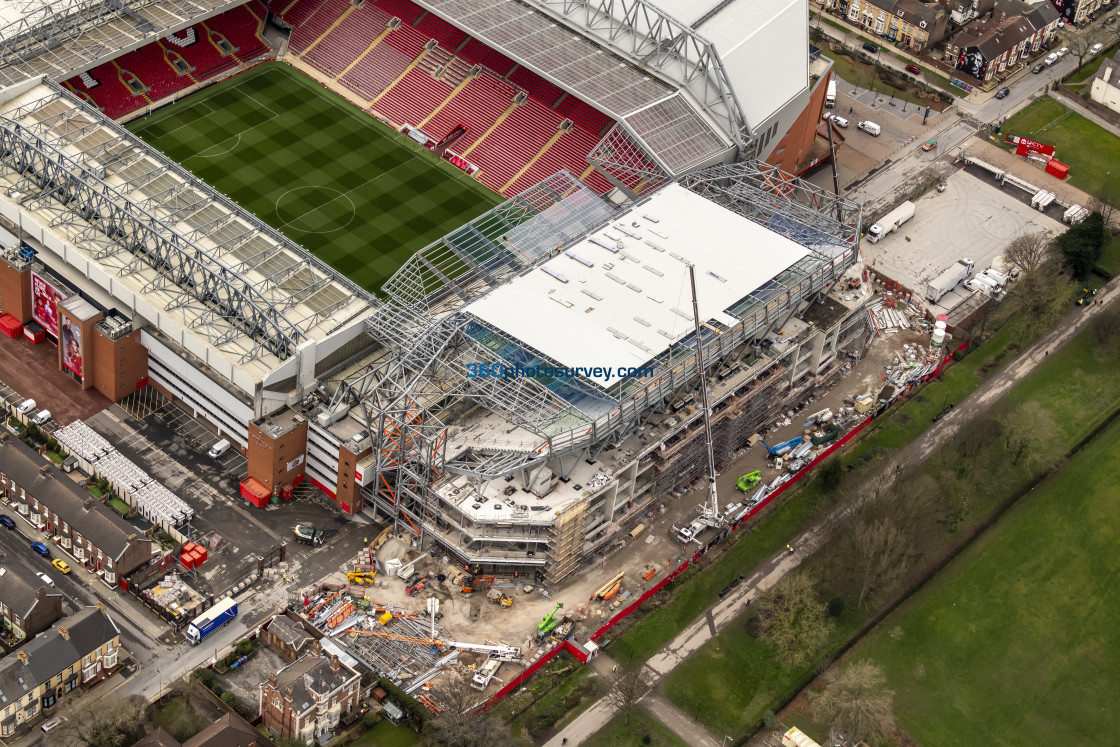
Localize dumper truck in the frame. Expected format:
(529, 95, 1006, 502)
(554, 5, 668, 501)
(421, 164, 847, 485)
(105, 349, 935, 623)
(866, 201, 915, 243)
(925, 258, 975, 303)
(293, 525, 324, 546)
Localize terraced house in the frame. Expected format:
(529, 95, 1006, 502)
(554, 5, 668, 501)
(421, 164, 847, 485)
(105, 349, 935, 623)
(0, 434, 156, 585)
(0, 568, 63, 642)
(823, 0, 949, 50)
(0, 606, 120, 736)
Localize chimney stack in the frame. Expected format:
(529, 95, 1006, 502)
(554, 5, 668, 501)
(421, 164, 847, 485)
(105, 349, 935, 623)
(59, 626, 69, 640)
(330, 654, 340, 673)
(17, 651, 28, 665)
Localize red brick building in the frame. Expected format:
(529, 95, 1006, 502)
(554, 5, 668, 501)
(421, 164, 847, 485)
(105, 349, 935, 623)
(258, 645, 361, 745)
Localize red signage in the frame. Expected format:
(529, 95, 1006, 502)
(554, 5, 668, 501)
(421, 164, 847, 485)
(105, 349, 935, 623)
(1005, 134, 1055, 156)
(443, 150, 479, 176)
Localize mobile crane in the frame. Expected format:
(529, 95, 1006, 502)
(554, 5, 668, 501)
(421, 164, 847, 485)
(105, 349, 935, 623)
(346, 629, 522, 661)
(536, 602, 564, 638)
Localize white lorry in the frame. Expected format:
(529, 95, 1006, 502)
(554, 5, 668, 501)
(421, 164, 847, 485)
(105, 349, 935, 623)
(926, 258, 975, 303)
(866, 201, 915, 243)
(825, 79, 837, 108)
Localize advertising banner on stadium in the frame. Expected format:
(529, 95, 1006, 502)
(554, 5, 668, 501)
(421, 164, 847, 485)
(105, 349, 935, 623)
(1005, 134, 1055, 156)
(60, 315, 84, 378)
(30, 271, 67, 338)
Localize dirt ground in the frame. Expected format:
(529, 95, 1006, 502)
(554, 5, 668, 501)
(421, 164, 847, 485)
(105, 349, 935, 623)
(0, 333, 109, 425)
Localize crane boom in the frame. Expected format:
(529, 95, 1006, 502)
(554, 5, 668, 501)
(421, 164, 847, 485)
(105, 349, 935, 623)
(347, 630, 522, 661)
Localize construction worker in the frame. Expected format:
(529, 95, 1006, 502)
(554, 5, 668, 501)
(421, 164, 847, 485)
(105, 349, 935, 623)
(364, 537, 368, 545)
(787, 544, 794, 554)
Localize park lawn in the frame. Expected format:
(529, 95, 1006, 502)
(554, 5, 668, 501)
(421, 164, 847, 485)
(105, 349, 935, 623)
(584, 710, 689, 747)
(509, 664, 598, 741)
(856, 413, 1120, 746)
(128, 62, 500, 293)
(662, 305, 1120, 741)
(1097, 234, 1120, 276)
(998, 97, 1120, 199)
(346, 719, 420, 746)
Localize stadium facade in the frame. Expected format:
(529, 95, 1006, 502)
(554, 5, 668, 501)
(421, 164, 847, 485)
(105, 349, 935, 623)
(0, 0, 860, 584)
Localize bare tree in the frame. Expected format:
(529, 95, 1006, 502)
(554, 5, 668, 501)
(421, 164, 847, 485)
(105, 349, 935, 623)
(57, 695, 147, 747)
(1089, 187, 1117, 228)
(1091, 304, 1120, 356)
(808, 659, 896, 744)
(1003, 232, 1052, 278)
(423, 670, 516, 747)
(603, 664, 651, 724)
(1000, 401, 1062, 469)
(758, 572, 834, 668)
(1067, 32, 1102, 72)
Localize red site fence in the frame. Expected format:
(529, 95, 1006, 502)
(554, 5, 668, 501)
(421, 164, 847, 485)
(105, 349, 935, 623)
(483, 339, 968, 710)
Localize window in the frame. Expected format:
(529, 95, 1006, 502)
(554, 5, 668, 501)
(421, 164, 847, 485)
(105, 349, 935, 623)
(104, 650, 117, 668)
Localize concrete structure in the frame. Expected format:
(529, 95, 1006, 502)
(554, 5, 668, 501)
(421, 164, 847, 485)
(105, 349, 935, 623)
(0, 568, 63, 642)
(1089, 52, 1120, 113)
(0, 606, 120, 736)
(944, 13, 1046, 80)
(0, 434, 156, 584)
(259, 644, 362, 746)
(823, 0, 949, 50)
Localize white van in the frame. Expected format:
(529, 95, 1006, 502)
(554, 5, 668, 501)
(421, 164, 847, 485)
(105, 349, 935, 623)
(16, 398, 36, 414)
(31, 410, 51, 425)
(1045, 52, 1058, 66)
(208, 439, 231, 458)
(858, 120, 881, 136)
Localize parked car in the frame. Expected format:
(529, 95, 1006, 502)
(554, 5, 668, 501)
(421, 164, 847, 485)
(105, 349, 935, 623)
(41, 718, 62, 734)
(16, 398, 36, 414)
(862, 42, 879, 54)
(1045, 52, 1059, 65)
(0, 515, 14, 530)
(1032, 63, 1046, 73)
(858, 120, 881, 136)
(52, 558, 71, 574)
(995, 87, 1011, 99)
(31, 409, 51, 425)
(905, 64, 921, 75)
(1091, 42, 1104, 54)
(35, 572, 54, 586)
(1106, 15, 1117, 26)
(30, 541, 50, 557)
(827, 115, 850, 128)
(1058, 47, 1069, 57)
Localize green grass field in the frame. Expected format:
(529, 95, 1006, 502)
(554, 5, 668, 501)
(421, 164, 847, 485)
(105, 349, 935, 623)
(127, 63, 500, 292)
(998, 97, 1120, 200)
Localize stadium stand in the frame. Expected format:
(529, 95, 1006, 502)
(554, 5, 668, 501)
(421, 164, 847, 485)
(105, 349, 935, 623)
(457, 38, 516, 77)
(289, 0, 350, 54)
(419, 73, 516, 153)
(277, 0, 326, 26)
(415, 10, 467, 50)
(381, 19, 430, 59)
(509, 65, 565, 108)
(305, 2, 392, 78)
(505, 122, 609, 196)
(372, 65, 454, 128)
(465, 101, 560, 193)
(338, 41, 413, 101)
(374, 0, 423, 25)
(61, 2, 269, 119)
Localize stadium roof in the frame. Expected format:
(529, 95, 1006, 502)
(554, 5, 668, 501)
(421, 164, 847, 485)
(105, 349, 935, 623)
(0, 79, 377, 386)
(0, 0, 241, 89)
(414, 0, 745, 174)
(464, 183, 811, 385)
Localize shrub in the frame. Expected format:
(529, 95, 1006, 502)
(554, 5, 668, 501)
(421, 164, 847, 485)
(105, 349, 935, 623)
(211, 684, 224, 696)
(828, 597, 846, 618)
(220, 692, 238, 709)
(236, 639, 253, 656)
(194, 668, 215, 688)
(362, 710, 381, 729)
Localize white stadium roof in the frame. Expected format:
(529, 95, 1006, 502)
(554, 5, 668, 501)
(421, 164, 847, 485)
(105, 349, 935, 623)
(465, 183, 811, 386)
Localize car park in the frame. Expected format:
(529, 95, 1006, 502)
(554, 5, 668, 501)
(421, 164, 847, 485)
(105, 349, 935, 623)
(905, 64, 921, 74)
(207, 439, 230, 458)
(16, 398, 36, 414)
(0, 515, 14, 530)
(35, 571, 54, 586)
(862, 42, 879, 54)
(30, 541, 50, 557)
(1032, 63, 1045, 73)
(1091, 43, 1104, 54)
(995, 87, 1011, 99)
(52, 558, 71, 574)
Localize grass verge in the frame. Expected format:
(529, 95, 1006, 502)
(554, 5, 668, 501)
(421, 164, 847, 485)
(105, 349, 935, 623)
(584, 709, 689, 747)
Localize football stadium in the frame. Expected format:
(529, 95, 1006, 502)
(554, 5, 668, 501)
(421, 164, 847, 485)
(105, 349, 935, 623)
(0, 0, 868, 584)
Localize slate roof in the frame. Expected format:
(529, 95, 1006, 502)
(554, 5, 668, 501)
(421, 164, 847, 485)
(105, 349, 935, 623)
(0, 435, 151, 562)
(0, 607, 119, 706)
(267, 616, 312, 653)
(274, 654, 359, 715)
(0, 567, 61, 619)
(184, 713, 275, 747)
(950, 14, 1038, 57)
(135, 728, 183, 747)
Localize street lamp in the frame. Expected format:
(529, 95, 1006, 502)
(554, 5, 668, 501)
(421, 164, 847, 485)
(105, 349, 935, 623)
(722, 736, 735, 747)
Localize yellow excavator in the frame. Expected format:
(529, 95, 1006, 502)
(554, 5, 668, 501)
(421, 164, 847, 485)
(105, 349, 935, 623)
(347, 571, 377, 587)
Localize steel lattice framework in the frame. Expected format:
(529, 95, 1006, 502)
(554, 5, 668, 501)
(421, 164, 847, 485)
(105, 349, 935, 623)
(0, 0, 234, 88)
(337, 164, 862, 559)
(0, 81, 376, 364)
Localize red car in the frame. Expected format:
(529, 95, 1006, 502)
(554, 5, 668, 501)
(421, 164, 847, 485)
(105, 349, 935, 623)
(905, 64, 921, 75)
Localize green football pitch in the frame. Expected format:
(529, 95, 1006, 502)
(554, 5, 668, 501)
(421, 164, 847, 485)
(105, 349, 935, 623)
(127, 62, 501, 293)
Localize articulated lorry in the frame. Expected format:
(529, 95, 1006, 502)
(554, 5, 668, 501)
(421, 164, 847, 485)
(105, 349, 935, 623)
(186, 597, 238, 645)
(925, 258, 974, 303)
(866, 201, 915, 243)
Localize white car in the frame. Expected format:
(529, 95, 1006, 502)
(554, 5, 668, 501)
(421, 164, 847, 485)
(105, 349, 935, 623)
(1057, 47, 1069, 57)
(1091, 43, 1104, 55)
(827, 115, 850, 128)
(35, 571, 54, 586)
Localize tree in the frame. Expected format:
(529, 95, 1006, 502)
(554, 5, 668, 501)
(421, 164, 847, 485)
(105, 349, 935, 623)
(757, 572, 834, 668)
(1090, 304, 1120, 356)
(1003, 232, 1052, 278)
(1089, 186, 1116, 227)
(603, 664, 651, 724)
(1056, 211, 1108, 278)
(58, 695, 148, 747)
(1067, 32, 1101, 72)
(808, 659, 896, 744)
(421, 670, 516, 747)
(1000, 401, 1062, 469)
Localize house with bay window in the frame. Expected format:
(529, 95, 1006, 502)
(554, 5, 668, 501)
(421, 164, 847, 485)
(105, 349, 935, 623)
(0, 606, 121, 736)
(0, 434, 156, 585)
(0, 568, 63, 642)
(259, 642, 362, 746)
(821, 0, 948, 51)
